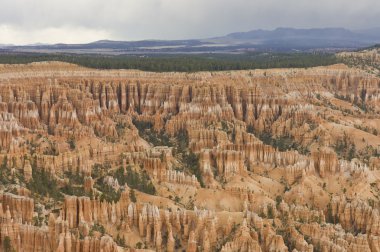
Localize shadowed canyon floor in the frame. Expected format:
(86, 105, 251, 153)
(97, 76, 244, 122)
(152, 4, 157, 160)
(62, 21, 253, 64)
(0, 61, 380, 251)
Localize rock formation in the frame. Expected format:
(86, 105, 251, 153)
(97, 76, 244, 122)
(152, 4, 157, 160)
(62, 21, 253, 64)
(0, 61, 379, 251)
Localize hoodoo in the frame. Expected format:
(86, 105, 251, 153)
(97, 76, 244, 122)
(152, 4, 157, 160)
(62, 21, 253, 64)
(0, 61, 379, 251)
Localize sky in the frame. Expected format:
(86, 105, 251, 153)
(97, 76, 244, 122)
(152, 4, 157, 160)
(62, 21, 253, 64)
(0, 0, 379, 45)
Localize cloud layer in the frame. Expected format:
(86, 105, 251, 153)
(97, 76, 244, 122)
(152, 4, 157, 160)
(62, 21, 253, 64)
(1, 0, 379, 44)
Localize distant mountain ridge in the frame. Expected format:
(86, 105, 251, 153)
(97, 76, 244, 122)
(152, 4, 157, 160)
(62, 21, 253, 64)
(226, 27, 356, 39)
(229, 27, 379, 37)
(213, 27, 380, 48)
(3, 27, 380, 54)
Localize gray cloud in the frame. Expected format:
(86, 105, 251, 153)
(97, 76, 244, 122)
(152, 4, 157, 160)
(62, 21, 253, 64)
(0, 0, 379, 44)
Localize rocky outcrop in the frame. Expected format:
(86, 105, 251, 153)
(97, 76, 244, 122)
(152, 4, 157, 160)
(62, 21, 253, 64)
(312, 148, 339, 178)
(330, 196, 380, 235)
(221, 219, 262, 252)
(0, 192, 34, 223)
(0, 112, 27, 151)
(23, 159, 32, 181)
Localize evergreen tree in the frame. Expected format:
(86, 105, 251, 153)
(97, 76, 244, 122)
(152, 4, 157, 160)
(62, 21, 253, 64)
(3, 236, 13, 252)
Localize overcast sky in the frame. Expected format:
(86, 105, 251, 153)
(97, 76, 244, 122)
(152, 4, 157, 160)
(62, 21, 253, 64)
(0, 0, 379, 45)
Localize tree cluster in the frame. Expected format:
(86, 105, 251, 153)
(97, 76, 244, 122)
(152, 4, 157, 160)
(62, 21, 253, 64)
(114, 166, 156, 195)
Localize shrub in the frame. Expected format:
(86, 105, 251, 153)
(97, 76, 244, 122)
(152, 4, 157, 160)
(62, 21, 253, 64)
(130, 189, 137, 202)
(135, 242, 143, 249)
(89, 223, 105, 236)
(275, 195, 282, 207)
(267, 205, 274, 219)
(68, 136, 76, 150)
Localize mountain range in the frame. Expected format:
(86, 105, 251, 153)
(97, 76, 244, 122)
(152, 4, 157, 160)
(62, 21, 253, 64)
(3, 27, 380, 54)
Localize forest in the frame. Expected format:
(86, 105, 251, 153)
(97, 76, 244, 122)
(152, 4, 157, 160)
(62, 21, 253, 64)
(0, 52, 340, 72)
